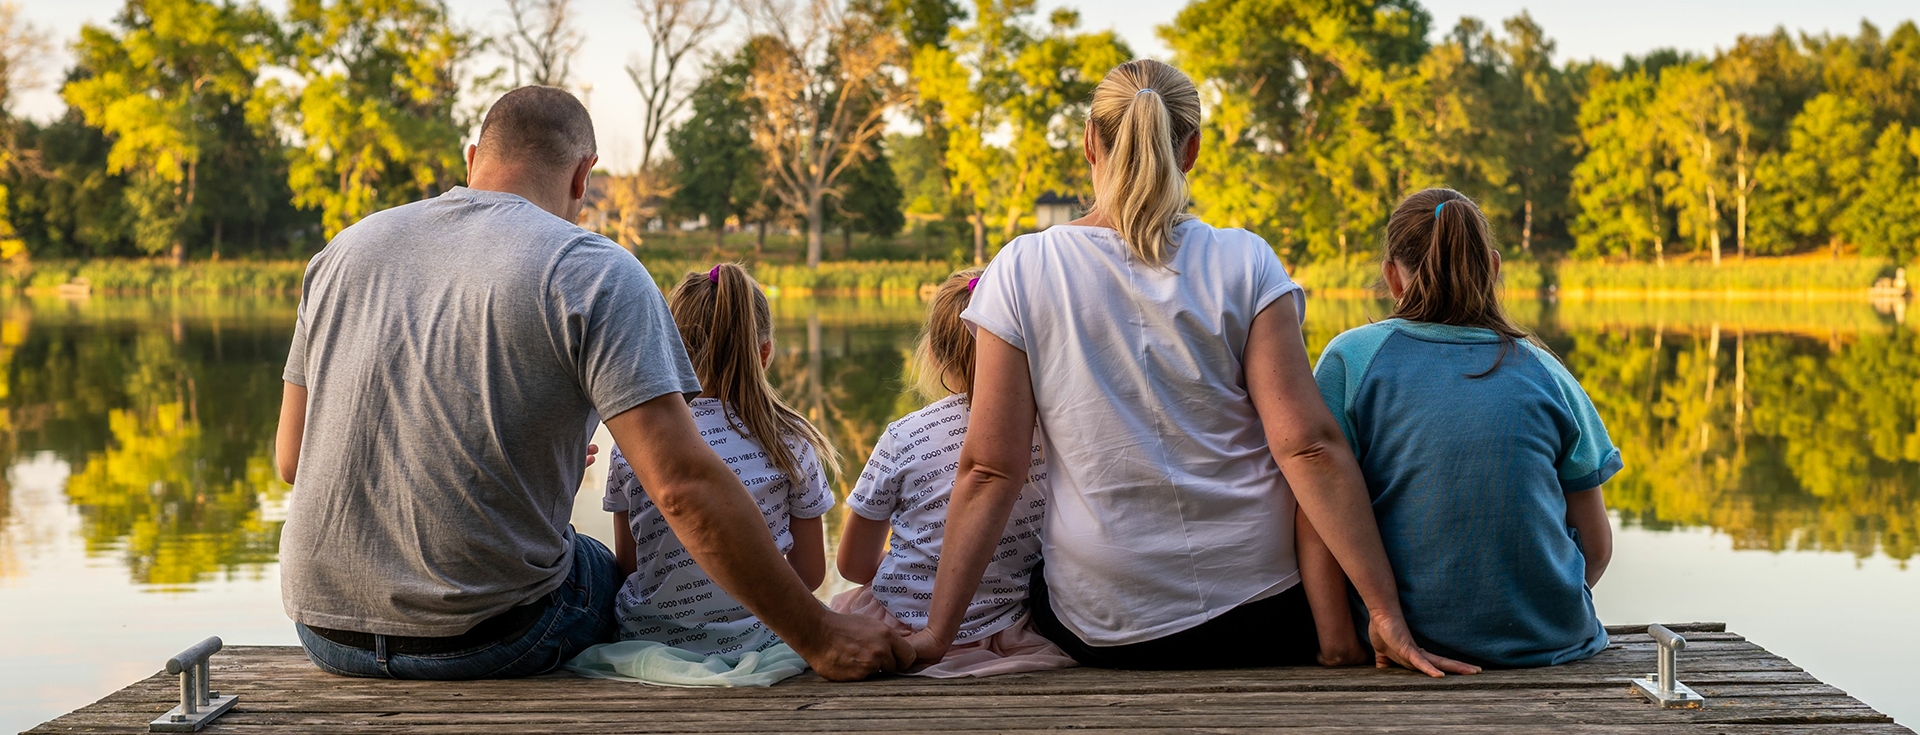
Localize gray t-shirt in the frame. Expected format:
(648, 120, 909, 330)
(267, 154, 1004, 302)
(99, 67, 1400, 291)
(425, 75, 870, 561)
(279, 186, 700, 637)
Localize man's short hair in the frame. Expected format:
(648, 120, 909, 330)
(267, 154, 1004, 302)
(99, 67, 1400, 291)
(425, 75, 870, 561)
(475, 86, 597, 175)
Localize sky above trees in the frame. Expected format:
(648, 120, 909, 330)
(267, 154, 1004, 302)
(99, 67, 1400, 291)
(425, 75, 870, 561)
(12, 0, 1918, 171)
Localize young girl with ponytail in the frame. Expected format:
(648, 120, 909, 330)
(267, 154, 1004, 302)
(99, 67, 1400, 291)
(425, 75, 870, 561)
(831, 269, 1076, 678)
(913, 59, 1476, 676)
(1309, 189, 1620, 668)
(566, 263, 839, 686)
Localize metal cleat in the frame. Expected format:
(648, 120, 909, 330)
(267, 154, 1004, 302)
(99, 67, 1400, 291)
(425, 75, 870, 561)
(1630, 624, 1706, 709)
(150, 637, 239, 732)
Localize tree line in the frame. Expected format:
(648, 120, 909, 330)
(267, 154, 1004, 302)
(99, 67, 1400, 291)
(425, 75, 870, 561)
(0, 0, 1917, 268)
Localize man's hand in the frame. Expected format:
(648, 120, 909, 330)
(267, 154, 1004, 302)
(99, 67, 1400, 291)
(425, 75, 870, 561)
(585, 442, 599, 468)
(788, 611, 916, 681)
(1367, 612, 1481, 677)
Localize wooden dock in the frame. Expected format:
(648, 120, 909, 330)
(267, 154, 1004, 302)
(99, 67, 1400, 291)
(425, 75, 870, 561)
(27, 624, 1910, 734)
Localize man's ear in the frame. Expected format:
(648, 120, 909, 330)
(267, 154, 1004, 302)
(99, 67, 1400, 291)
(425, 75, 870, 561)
(1180, 132, 1200, 173)
(571, 154, 597, 201)
(465, 144, 479, 182)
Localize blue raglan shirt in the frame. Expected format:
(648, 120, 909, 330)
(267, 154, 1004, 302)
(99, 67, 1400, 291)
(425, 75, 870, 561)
(1314, 319, 1622, 668)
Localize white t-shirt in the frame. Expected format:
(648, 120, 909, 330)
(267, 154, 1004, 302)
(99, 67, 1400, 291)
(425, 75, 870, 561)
(961, 220, 1306, 646)
(845, 395, 1049, 644)
(603, 398, 835, 655)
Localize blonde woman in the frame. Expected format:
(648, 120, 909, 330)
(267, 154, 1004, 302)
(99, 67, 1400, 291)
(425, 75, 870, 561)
(907, 59, 1479, 673)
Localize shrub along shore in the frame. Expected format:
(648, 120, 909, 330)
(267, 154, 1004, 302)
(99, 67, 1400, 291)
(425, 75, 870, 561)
(3, 255, 1910, 299)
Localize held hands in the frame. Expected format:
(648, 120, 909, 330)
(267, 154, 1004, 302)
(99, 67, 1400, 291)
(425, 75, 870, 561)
(792, 610, 918, 681)
(1367, 611, 1482, 677)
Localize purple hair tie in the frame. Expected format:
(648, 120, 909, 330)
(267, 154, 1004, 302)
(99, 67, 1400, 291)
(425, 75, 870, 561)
(708, 265, 722, 283)
(966, 277, 979, 292)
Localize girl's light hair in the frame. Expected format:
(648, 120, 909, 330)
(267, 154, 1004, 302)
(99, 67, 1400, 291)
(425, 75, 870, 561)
(1087, 59, 1201, 268)
(1384, 189, 1544, 377)
(913, 268, 984, 400)
(668, 264, 840, 485)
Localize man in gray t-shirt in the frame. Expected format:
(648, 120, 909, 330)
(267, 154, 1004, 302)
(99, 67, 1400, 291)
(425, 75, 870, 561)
(274, 86, 908, 680)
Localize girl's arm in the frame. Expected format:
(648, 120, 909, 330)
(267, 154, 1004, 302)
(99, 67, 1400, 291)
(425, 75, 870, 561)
(907, 331, 1039, 663)
(1565, 487, 1612, 587)
(837, 513, 891, 585)
(1297, 506, 1367, 666)
(1245, 297, 1477, 677)
(788, 515, 827, 591)
(613, 510, 638, 579)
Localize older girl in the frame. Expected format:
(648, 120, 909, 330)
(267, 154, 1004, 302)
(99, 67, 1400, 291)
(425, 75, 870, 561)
(1309, 190, 1618, 668)
(833, 269, 1076, 677)
(908, 59, 1474, 674)
(567, 264, 839, 686)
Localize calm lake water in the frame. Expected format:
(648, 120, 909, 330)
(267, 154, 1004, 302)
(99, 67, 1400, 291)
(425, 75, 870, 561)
(1, 293, 1916, 730)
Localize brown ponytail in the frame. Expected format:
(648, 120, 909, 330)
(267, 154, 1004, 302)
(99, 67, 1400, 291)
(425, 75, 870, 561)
(668, 264, 840, 486)
(1384, 189, 1541, 376)
(1087, 59, 1201, 268)
(913, 268, 984, 400)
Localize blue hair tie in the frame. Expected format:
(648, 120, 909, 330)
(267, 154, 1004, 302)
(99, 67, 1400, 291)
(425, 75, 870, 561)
(1435, 201, 1447, 217)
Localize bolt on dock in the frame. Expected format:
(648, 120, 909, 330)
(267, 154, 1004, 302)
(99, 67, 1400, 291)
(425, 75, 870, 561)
(26, 624, 1909, 734)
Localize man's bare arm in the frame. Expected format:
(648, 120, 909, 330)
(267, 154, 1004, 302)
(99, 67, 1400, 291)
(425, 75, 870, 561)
(602, 394, 912, 680)
(276, 382, 307, 484)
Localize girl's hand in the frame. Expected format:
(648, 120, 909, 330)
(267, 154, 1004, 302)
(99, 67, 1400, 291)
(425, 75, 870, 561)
(903, 627, 950, 666)
(1367, 613, 1481, 677)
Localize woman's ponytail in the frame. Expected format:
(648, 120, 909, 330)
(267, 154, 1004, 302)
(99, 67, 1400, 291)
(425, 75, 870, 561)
(1088, 60, 1202, 268)
(668, 264, 840, 487)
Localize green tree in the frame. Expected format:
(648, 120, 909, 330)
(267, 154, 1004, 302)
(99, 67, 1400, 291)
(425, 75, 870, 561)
(1840, 123, 1920, 263)
(826, 139, 905, 254)
(1490, 13, 1577, 253)
(269, 0, 482, 239)
(1570, 68, 1664, 260)
(62, 0, 273, 262)
(667, 47, 765, 248)
(1651, 64, 1737, 265)
(1751, 93, 1874, 256)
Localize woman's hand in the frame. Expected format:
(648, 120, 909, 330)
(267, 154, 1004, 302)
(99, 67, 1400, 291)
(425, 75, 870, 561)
(1367, 612, 1482, 677)
(903, 627, 951, 667)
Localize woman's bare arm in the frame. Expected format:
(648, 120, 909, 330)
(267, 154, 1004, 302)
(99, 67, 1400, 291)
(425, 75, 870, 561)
(906, 331, 1037, 662)
(837, 513, 891, 585)
(788, 515, 827, 591)
(1565, 487, 1612, 587)
(1244, 297, 1478, 677)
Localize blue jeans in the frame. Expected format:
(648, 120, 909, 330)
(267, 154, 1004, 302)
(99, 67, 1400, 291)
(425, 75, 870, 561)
(295, 532, 620, 679)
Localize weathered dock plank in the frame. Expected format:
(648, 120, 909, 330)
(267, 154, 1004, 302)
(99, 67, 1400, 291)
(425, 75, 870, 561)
(26, 624, 1910, 734)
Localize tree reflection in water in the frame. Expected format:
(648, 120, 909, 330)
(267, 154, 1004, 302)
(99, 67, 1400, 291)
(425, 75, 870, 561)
(0, 294, 1910, 590)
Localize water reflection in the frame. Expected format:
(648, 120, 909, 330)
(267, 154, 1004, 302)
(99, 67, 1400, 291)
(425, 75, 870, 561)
(0, 299, 296, 588)
(0, 294, 1914, 591)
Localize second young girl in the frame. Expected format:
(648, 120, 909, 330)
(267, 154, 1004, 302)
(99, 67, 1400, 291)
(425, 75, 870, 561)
(1306, 189, 1619, 668)
(832, 269, 1076, 677)
(568, 263, 839, 686)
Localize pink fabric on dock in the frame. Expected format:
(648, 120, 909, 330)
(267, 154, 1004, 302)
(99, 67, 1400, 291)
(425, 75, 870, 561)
(829, 586, 1078, 678)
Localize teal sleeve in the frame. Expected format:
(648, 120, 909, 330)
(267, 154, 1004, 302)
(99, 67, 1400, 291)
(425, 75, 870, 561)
(1525, 343, 1624, 493)
(1311, 325, 1394, 461)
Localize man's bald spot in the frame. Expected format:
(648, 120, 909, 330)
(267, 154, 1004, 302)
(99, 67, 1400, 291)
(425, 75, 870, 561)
(475, 86, 597, 176)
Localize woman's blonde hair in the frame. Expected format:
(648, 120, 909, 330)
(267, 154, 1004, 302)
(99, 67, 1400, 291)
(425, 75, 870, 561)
(668, 264, 840, 485)
(1087, 59, 1202, 268)
(913, 268, 984, 400)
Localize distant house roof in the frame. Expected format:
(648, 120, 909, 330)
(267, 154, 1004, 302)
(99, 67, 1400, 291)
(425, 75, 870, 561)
(1036, 191, 1081, 205)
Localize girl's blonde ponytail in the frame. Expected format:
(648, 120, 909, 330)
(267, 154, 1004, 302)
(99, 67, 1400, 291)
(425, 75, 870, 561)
(1088, 60, 1202, 268)
(668, 264, 840, 487)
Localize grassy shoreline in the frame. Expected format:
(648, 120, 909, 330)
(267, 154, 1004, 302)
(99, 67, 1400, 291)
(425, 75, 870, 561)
(3, 254, 1911, 298)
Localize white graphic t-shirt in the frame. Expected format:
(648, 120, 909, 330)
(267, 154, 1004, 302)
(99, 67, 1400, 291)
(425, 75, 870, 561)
(846, 394, 1048, 643)
(604, 398, 834, 655)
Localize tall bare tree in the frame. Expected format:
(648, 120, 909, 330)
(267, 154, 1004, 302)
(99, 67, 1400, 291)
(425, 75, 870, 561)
(743, 0, 906, 268)
(0, 0, 51, 118)
(628, 0, 727, 171)
(502, 0, 585, 88)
